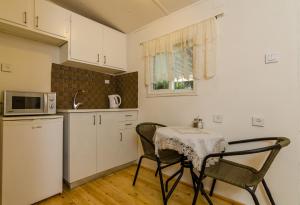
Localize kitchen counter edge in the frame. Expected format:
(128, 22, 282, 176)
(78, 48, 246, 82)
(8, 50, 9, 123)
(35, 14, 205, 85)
(57, 108, 139, 113)
(0, 115, 64, 121)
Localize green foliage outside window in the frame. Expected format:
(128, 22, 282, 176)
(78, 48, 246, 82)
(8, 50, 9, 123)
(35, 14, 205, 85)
(174, 81, 193, 90)
(153, 80, 169, 90)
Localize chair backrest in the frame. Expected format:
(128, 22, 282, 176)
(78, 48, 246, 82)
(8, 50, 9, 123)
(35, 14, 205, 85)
(257, 137, 290, 180)
(136, 122, 166, 156)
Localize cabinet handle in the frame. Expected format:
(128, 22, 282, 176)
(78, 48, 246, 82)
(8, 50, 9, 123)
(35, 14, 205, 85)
(125, 114, 133, 117)
(125, 123, 132, 126)
(93, 115, 96, 125)
(97, 54, 100, 63)
(32, 126, 42, 129)
(36, 16, 39, 27)
(99, 115, 101, 125)
(120, 132, 123, 141)
(23, 12, 27, 24)
(104, 55, 107, 64)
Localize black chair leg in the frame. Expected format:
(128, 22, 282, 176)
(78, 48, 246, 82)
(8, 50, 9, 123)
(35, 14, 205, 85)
(209, 179, 217, 196)
(157, 160, 167, 205)
(132, 156, 144, 186)
(165, 169, 181, 192)
(189, 166, 197, 192)
(192, 177, 213, 205)
(246, 187, 260, 205)
(201, 183, 213, 205)
(166, 166, 184, 202)
(155, 167, 159, 177)
(262, 179, 275, 205)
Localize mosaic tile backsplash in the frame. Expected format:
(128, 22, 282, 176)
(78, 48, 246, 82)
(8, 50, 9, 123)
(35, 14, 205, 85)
(51, 64, 138, 109)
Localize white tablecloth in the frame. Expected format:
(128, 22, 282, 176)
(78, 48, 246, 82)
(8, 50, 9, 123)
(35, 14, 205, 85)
(154, 127, 227, 171)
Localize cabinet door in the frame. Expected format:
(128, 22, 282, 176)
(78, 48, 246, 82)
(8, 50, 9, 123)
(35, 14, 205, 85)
(120, 125, 138, 164)
(70, 13, 103, 65)
(2, 118, 63, 205)
(34, 0, 70, 38)
(69, 113, 97, 182)
(97, 112, 121, 171)
(103, 26, 127, 70)
(0, 0, 32, 27)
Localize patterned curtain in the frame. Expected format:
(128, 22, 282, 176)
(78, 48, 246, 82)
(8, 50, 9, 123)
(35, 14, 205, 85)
(142, 17, 217, 86)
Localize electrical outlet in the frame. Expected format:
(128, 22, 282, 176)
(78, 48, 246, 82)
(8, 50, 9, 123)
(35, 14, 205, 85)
(265, 53, 280, 64)
(105, 80, 110, 84)
(252, 117, 264, 127)
(213, 115, 223, 123)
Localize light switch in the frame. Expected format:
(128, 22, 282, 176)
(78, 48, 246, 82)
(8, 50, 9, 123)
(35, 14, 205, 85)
(213, 115, 223, 123)
(1, 63, 12, 73)
(252, 117, 264, 127)
(265, 53, 280, 64)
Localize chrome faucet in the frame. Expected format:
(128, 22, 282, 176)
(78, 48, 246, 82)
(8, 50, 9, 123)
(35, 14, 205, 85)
(73, 90, 86, 109)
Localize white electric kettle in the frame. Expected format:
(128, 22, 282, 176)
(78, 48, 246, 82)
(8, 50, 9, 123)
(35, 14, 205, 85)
(108, 94, 122, 109)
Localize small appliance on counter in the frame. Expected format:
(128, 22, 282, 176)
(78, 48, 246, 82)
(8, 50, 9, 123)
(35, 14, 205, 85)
(108, 94, 122, 108)
(3, 90, 56, 116)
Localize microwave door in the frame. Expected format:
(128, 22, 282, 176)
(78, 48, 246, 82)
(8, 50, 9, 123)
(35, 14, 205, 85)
(7, 93, 44, 115)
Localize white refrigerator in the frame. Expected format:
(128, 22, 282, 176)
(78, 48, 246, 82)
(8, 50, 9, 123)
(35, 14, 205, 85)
(0, 115, 63, 205)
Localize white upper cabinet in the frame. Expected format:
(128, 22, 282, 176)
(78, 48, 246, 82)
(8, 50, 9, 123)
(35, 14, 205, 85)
(0, 0, 32, 27)
(69, 12, 103, 65)
(34, 0, 70, 38)
(103, 26, 127, 70)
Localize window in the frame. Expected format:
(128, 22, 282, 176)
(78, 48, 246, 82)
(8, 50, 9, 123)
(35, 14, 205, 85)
(143, 17, 217, 97)
(149, 43, 195, 96)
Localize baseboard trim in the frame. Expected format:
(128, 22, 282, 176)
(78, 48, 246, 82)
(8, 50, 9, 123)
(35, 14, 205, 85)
(141, 165, 245, 205)
(65, 161, 136, 189)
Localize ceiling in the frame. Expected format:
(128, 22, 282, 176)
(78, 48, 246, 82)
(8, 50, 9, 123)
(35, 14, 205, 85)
(50, 0, 200, 33)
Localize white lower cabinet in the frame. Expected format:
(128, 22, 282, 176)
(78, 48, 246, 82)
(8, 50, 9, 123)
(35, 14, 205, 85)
(97, 112, 121, 172)
(119, 122, 138, 164)
(63, 111, 138, 186)
(68, 113, 97, 182)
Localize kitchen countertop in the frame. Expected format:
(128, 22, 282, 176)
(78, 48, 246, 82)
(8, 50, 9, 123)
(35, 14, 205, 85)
(57, 108, 139, 113)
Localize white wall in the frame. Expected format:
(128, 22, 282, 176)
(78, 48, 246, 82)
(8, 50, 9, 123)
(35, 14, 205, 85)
(0, 32, 59, 112)
(127, 0, 300, 204)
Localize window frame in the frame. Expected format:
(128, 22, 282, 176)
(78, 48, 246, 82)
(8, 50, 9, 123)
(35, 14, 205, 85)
(147, 44, 197, 97)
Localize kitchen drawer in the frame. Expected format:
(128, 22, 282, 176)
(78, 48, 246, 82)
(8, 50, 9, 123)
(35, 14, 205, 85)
(120, 111, 138, 122)
(119, 121, 137, 130)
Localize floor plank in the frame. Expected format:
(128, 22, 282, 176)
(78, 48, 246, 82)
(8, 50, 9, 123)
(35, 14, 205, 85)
(38, 165, 234, 205)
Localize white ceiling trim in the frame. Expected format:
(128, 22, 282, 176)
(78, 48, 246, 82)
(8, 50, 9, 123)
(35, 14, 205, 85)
(151, 0, 170, 15)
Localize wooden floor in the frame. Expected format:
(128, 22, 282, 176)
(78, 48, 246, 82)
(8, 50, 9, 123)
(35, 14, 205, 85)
(38, 166, 235, 205)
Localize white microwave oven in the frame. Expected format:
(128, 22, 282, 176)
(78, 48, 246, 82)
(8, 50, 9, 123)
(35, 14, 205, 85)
(3, 90, 56, 116)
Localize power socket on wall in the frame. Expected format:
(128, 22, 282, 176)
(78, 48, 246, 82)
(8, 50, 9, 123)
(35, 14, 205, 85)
(252, 116, 264, 127)
(213, 114, 223, 123)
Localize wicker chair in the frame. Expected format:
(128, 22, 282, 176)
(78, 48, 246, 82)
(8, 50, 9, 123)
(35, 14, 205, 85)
(192, 137, 290, 205)
(132, 122, 189, 205)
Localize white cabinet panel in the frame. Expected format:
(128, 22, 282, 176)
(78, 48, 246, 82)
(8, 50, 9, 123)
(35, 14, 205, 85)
(1, 118, 63, 205)
(70, 13, 103, 65)
(97, 112, 121, 171)
(69, 113, 97, 182)
(34, 0, 70, 38)
(103, 26, 127, 70)
(0, 0, 32, 26)
(120, 123, 138, 164)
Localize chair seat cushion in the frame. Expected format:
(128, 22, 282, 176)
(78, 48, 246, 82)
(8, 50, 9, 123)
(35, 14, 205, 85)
(145, 149, 184, 164)
(205, 159, 261, 188)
